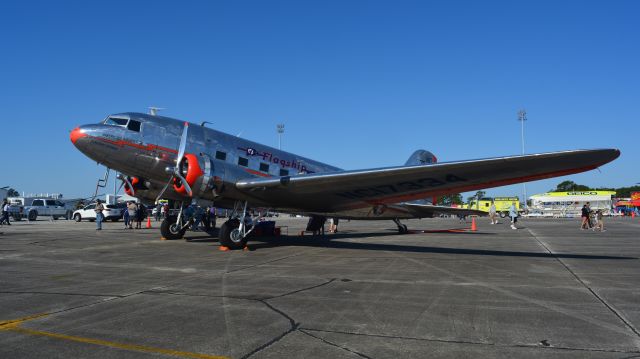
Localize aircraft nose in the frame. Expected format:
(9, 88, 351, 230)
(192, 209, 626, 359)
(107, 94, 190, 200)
(70, 126, 88, 147)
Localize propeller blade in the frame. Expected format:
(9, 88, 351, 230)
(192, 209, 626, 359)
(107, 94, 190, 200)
(176, 122, 189, 165)
(155, 177, 173, 204)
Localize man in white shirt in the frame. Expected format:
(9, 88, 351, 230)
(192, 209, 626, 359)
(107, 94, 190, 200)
(1, 199, 11, 225)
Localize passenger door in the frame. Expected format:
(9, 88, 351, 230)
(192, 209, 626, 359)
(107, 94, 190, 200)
(31, 199, 46, 216)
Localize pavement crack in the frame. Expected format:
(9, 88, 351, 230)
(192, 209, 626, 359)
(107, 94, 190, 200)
(240, 300, 299, 359)
(300, 327, 640, 354)
(264, 278, 337, 300)
(224, 251, 308, 274)
(299, 328, 374, 358)
(0, 291, 124, 298)
(529, 228, 640, 339)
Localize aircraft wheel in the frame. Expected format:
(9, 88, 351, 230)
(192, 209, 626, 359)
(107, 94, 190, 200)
(161, 215, 187, 240)
(219, 219, 246, 249)
(398, 224, 408, 234)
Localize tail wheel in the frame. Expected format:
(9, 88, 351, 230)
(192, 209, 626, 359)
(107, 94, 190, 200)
(219, 219, 246, 249)
(173, 153, 204, 195)
(161, 215, 187, 240)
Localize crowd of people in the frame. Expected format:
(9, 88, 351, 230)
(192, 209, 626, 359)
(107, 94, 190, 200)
(581, 202, 606, 232)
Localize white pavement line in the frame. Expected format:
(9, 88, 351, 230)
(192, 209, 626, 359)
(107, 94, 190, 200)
(528, 227, 640, 342)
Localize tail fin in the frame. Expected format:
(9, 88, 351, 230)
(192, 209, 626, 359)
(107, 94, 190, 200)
(405, 150, 438, 205)
(404, 150, 437, 166)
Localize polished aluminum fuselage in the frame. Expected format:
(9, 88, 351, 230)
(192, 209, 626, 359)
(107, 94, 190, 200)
(73, 112, 346, 211)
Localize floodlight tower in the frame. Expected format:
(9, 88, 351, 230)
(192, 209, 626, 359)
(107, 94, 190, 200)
(277, 124, 285, 150)
(518, 109, 528, 211)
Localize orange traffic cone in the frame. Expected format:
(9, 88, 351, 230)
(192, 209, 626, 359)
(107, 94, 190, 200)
(471, 217, 477, 231)
(146, 217, 152, 229)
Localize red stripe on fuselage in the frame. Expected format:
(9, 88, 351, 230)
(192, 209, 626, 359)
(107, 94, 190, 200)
(244, 168, 272, 178)
(87, 135, 178, 154)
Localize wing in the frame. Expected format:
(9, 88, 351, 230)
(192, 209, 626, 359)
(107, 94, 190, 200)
(235, 149, 619, 213)
(401, 203, 487, 218)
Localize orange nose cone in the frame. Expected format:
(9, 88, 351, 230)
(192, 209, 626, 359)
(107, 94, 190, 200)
(70, 127, 86, 145)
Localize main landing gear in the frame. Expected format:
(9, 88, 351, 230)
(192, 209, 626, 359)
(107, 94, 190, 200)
(160, 203, 192, 240)
(219, 201, 254, 249)
(393, 218, 409, 234)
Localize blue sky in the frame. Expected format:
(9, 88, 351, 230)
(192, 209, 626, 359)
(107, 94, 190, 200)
(1, 0, 637, 201)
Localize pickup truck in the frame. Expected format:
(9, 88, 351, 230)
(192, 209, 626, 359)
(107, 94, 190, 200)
(21, 198, 74, 221)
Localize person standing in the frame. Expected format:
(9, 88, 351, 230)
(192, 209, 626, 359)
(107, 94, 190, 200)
(509, 202, 518, 230)
(594, 210, 606, 232)
(155, 204, 161, 222)
(135, 203, 144, 229)
(586, 202, 593, 229)
(123, 203, 130, 229)
(580, 204, 590, 230)
(489, 202, 497, 225)
(1, 199, 11, 226)
(95, 199, 104, 230)
(127, 201, 136, 229)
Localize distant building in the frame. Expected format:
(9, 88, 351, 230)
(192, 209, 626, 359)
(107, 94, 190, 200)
(529, 191, 616, 217)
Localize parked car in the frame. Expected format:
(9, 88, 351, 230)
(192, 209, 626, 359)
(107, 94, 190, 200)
(17, 198, 74, 221)
(73, 203, 125, 222)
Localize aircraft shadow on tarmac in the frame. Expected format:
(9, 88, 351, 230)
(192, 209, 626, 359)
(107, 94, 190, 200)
(181, 228, 636, 260)
(251, 232, 636, 260)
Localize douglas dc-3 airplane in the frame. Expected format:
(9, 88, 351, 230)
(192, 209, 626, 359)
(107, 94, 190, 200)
(70, 112, 620, 249)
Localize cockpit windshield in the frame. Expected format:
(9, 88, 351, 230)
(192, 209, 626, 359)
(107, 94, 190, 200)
(103, 116, 141, 132)
(104, 116, 128, 127)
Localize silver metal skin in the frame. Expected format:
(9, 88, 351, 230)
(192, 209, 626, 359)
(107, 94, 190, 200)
(71, 112, 621, 221)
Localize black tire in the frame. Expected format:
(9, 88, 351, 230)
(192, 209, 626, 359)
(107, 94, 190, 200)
(28, 211, 38, 221)
(53, 216, 59, 220)
(499, 212, 507, 218)
(219, 219, 246, 249)
(89, 219, 95, 222)
(161, 215, 187, 240)
(74, 213, 82, 222)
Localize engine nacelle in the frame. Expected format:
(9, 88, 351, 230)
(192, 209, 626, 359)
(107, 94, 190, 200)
(124, 176, 147, 196)
(172, 153, 225, 198)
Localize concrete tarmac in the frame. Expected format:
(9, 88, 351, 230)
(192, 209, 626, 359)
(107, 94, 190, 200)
(1, 216, 639, 358)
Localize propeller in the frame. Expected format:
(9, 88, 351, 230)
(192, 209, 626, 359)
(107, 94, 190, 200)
(155, 122, 192, 202)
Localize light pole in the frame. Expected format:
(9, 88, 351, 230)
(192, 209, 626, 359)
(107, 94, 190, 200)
(277, 124, 285, 150)
(518, 109, 527, 211)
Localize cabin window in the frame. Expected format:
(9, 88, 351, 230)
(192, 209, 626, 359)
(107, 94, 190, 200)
(32, 200, 44, 206)
(238, 157, 249, 167)
(279, 169, 289, 176)
(127, 120, 141, 132)
(259, 163, 269, 172)
(215, 151, 227, 161)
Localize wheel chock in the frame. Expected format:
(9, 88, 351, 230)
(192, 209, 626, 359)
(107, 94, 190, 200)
(219, 246, 230, 251)
(160, 237, 167, 240)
